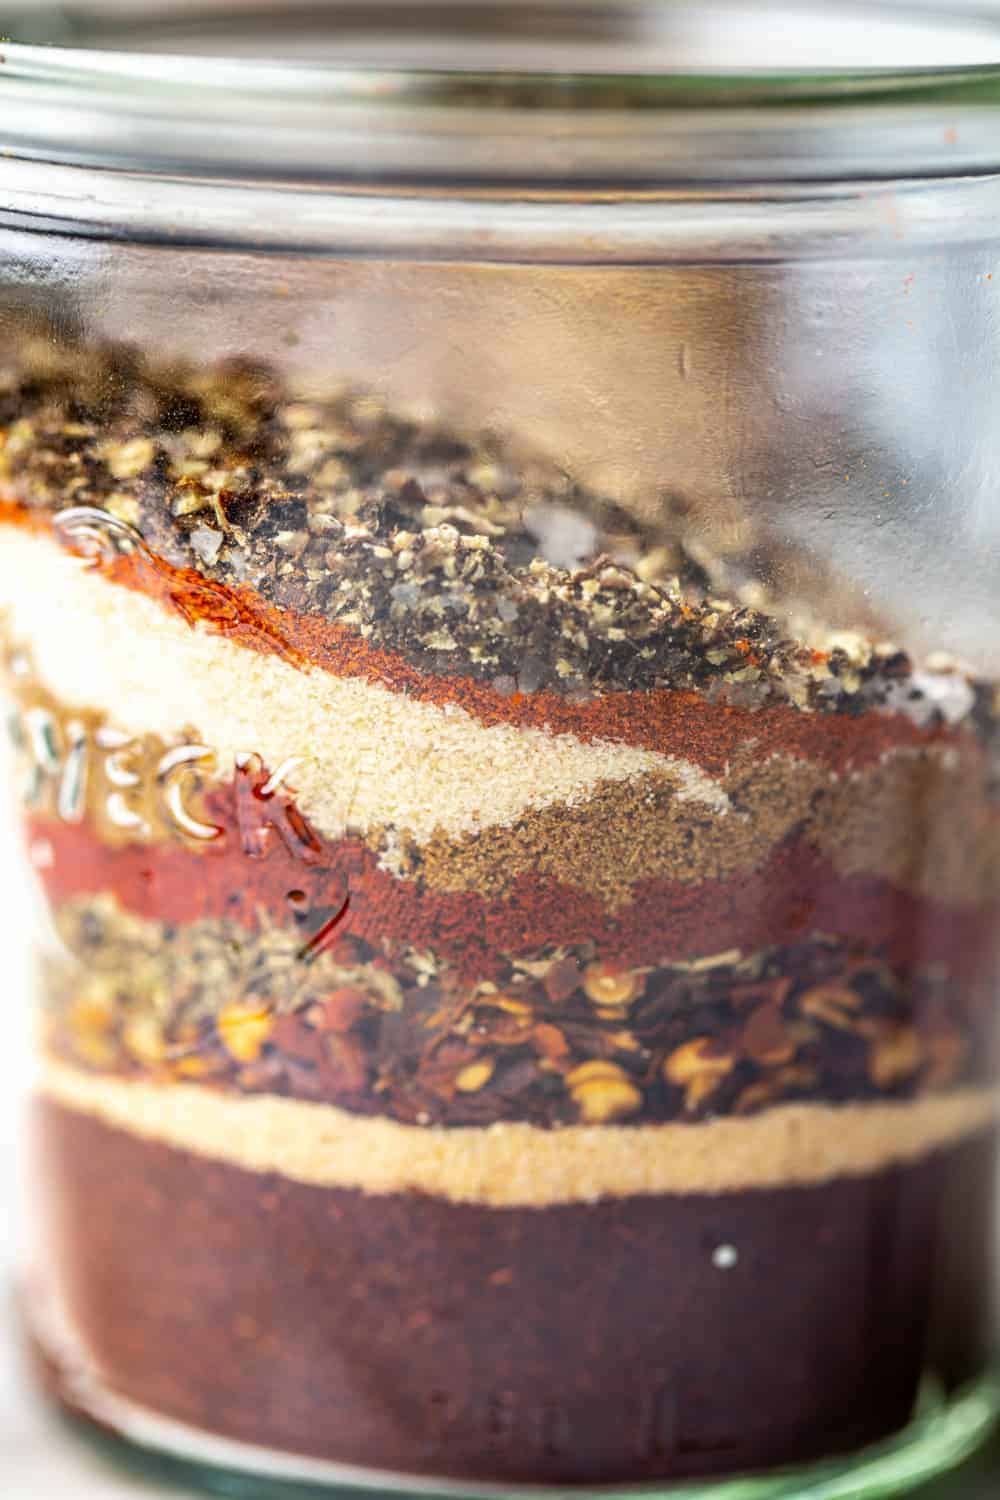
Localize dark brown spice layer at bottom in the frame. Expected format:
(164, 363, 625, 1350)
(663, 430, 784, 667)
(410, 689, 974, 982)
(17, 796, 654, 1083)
(34, 1102, 997, 1486)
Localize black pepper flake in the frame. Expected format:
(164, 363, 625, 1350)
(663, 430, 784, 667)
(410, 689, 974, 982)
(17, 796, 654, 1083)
(0, 334, 991, 735)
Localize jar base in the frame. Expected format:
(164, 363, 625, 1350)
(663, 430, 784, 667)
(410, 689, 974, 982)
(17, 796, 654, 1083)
(32, 1353, 1000, 1500)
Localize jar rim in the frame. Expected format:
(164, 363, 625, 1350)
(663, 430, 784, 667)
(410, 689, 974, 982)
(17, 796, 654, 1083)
(5, 1, 1000, 184)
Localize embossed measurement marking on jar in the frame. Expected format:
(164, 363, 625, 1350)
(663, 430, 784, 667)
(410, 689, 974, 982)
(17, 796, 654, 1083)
(10, 699, 222, 839)
(423, 1390, 573, 1461)
(418, 1380, 751, 1465)
(7, 686, 323, 867)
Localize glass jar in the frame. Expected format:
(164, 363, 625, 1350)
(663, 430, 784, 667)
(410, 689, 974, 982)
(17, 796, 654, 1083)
(2, 3, 1000, 1496)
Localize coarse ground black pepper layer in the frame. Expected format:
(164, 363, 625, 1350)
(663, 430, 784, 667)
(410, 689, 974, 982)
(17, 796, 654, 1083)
(1, 334, 994, 726)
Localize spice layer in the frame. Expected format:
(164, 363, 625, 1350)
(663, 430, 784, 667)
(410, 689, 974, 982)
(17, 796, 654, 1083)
(34, 1098, 998, 1483)
(0, 341, 994, 739)
(26, 805, 1000, 977)
(37, 1059, 1000, 1203)
(40, 891, 999, 1130)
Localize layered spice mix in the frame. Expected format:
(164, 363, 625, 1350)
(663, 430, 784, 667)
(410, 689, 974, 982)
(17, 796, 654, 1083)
(3, 336, 998, 1486)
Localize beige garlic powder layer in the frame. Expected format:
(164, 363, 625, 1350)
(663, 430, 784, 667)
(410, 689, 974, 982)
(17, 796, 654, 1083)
(38, 1059, 1000, 1208)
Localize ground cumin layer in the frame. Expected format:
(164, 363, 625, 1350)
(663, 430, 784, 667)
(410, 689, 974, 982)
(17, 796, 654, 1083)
(33, 1100, 996, 1485)
(15, 702, 999, 913)
(29, 808, 1000, 982)
(37, 1061, 999, 1203)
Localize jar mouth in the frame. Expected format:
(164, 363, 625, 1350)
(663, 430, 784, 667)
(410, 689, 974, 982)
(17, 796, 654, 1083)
(16, 0, 1000, 75)
(4, 0, 1000, 184)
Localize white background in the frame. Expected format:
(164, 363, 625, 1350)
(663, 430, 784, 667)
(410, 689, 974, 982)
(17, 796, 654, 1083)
(0, 736, 200, 1497)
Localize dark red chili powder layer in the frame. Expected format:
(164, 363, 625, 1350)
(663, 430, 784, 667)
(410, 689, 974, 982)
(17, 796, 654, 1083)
(28, 810, 999, 986)
(0, 503, 960, 778)
(31, 1105, 999, 1484)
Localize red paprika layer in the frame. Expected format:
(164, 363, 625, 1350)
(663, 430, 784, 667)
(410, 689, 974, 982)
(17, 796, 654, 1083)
(28, 810, 999, 986)
(0, 503, 962, 778)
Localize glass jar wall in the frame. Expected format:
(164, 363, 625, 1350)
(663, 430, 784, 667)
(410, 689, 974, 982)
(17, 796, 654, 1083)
(2, 4, 1000, 1496)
